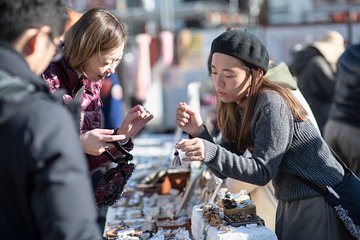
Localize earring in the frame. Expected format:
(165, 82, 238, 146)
(80, 66, 87, 78)
(245, 87, 250, 97)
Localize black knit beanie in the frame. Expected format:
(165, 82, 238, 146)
(210, 30, 269, 74)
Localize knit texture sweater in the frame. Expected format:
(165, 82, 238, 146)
(199, 91, 344, 201)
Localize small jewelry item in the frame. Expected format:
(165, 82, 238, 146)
(172, 148, 182, 167)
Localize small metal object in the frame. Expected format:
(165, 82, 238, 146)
(143, 107, 150, 114)
(326, 185, 340, 199)
(172, 148, 182, 167)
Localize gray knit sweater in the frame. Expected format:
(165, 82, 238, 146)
(199, 90, 344, 201)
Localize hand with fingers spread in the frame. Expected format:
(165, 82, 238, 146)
(115, 105, 154, 139)
(80, 128, 127, 156)
(176, 102, 204, 137)
(175, 138, 205, 162)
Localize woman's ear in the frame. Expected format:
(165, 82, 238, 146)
(22, 26, 53, 74)
(13, 28, 39, 57)
(256, 68, 264, 80)
(24, 33, 37, 55)
(23, 26, 51, 56)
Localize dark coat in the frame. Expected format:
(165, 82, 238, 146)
(290, 46, 336, 133)
(0, 43, 101, 239)
(328, 44, 360, 128)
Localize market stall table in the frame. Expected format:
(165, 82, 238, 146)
(103, 133, 278, 239)
(191, 204, 278, 240)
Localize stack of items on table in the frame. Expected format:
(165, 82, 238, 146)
(191, 188, 278, 240)
(219, 190, 264, 226)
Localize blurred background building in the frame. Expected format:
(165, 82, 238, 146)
(66, 0, 360, 132)
(67, 0, 360, 27)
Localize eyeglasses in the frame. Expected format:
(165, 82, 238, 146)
(47, 32, 63, 62)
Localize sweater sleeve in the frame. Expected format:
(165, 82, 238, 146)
(202, 92, 294, 186)
(196, 127, 241, 179)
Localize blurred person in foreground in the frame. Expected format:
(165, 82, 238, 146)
(324, 44, 360, 178)
(41, 8, 154, 201)
(175, 29, 352, 240)
(0, 0, 101, 239)
(289, 30, 345, 134)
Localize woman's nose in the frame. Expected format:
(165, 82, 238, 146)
(215, 74, 225, 87)
(107, 65, 116, 74)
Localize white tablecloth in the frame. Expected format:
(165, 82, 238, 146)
(191, 205, 278, 240)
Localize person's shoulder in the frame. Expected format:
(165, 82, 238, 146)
(25, 95, 76, 130)
(336, 45, 360, 92)
(292, 46, 320, 61)
(43, 60, 62, 77)
(258, 90, 284, 104)
(36, 97, 73, 117)
(347, 43, 360, 52)
(42, 58, 75, 82)
(341, 44, 360, 64)
(256, 90, 290, 114)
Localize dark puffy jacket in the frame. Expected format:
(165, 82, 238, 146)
(0, 44, 101, 239)
(328, 44, 360, 128)
(42, 57, 133, 171)
(289, 46, 336, 133)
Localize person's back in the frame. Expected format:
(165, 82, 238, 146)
(0, 0, 101, 239)
(289, 31, 345, 133)
(324, 44, 360, 177)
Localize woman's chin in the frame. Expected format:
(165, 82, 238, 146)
(88, 76, 103, 82)
(218, 96, 232, 103)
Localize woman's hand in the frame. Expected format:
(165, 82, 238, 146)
(80, 129, 127, 156)
(175, 138, 205, 162)
(116, 105, 154, 138)
(176, 102, 204, 137)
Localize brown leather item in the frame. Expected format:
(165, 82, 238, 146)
(158, 169, 190, 194)
(95, 141, 135, 207)
(136, 169, 190, 195)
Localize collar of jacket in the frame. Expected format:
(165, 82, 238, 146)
(45, 55, 87, 97)
(0, 41, 50, 94)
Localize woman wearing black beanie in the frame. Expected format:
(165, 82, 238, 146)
(175, 30, 354, 240)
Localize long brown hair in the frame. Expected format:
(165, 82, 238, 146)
(64, 8, 126, 71)
(217, 68, 308, 152)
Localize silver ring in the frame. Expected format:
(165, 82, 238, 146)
(143, 107, 150, 114)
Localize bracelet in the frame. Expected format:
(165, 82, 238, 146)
(113, 128, 129, 145)
(113, 128, 120, 135)
(118, 138, 129, 145)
